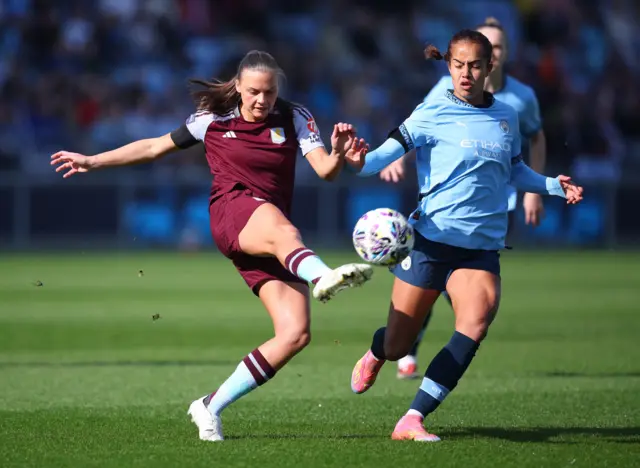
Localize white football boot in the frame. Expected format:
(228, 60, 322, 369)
(312, 263, 373, 303)
(187, 397, 224, 442)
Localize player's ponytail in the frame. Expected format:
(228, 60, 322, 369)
(189, 50, 284, 115)
(424, 44, 446, 61)
(189, 78, 240, 115)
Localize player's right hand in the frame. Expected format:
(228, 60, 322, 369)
(380, 157, 406, 183)
(557, 175, 584, 204)
(51, 151, 94, 178)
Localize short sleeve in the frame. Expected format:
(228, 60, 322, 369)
(292, 106, 325, 156)
(519, 89, 542, 138)
(399, 102, 437, 150)
(171, 112, 214, 149)
(185, 112, 215, 141)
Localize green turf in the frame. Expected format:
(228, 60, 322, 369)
(0, 250, 639, 467)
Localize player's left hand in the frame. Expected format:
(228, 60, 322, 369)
(345, 137, 369, 170)
(523, 192, 545, 226)
(557, 175, 584, 204)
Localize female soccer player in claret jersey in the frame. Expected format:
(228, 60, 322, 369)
(345, 31, 583, 442)
(51, 50, 372, 442)
(391, 17, 550, 380)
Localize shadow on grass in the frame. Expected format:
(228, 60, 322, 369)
(0, 360, 236, 368)
(226, 434, 381, 441)
(541, 371, 640, 378)
(444, 426, 640, 443)
(209, 427, 640, 443)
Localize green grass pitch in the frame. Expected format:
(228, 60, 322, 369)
(0, 250, 639, 467)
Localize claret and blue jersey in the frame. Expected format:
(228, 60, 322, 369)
(358, 88, 564, 251)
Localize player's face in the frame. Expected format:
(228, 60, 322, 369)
(236, 69, 279, 121)
(448, 41, 492, 104)
(477, 27, 507, 72)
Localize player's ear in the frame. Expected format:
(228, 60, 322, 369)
(235, 78, 241, 94)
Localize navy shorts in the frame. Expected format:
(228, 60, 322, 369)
(391, 232, 501, 292)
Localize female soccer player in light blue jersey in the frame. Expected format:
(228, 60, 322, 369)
(347, 29, 583, 442)
(390, 18, 549, 380)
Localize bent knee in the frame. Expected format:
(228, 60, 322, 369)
(277, 327, 311, 352)
(383, 341, 414, 362)
(455, 313, 497, 343)
(275, 224, 301, 243)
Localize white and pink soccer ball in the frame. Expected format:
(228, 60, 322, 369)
(352, 208, 414, 266)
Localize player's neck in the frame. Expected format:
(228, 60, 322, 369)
(239, 105, 268, 123)
(453, 90, 485, 107)
(484, 72, 505, 94)
(240, 106, 258, 122)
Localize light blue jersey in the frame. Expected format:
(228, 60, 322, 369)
(427, 75, 542, 211)
(357, 89, 564, 251)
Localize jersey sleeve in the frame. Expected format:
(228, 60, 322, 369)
(170, 112, 214, 149)
(519, 89, 542, 138)
(399, 102, 437, 150)
(292, 106, 325, 156)
(508, 109, 563, 196)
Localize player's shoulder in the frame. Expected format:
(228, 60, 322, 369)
(491, 98, 520, 123)
(505, 75, 537, 101)
(271, 99, 308, 117)
(187, 109, 236, 125)
(423, 75, 453, 102)
(418, 84, 451, 114)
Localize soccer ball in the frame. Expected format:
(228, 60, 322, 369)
(352, 208, 414, 266)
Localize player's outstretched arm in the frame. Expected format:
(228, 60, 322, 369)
(510, 157, 584, 204)
(345, 137, 407, 177)
(51, 133, 179, 178)
(305, 123, 367, 181)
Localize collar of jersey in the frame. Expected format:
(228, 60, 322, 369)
(234, 104, 282, 119)
(445, 89, 495, 109)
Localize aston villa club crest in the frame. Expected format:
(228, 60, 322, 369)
(270, 127, 286, 144)
(499, 120, 510, 134)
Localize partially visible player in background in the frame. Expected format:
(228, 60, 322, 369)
(346, 29, 583, 441)
(51, 50, 372, 442)
(383, 18, 549, 379)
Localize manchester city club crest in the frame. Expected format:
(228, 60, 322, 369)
(499, 120, 510, 134)
(270, 127, 286, 144)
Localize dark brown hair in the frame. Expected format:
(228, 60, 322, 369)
(189, 50, 285, 114)
(424, 29, 493, 63)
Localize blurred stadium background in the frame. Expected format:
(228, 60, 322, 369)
(0, 0, 639, 250)
(1, 1, 639, 466)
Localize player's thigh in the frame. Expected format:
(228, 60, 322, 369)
(237, 202, 300, 256)
(446, 268, 501, 342)
(384, 234, 447, 356)
(259, 279, 311, 343)
(384, 277, 440, 358)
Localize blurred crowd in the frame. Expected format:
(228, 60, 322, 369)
(0, 0, 638, 182)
